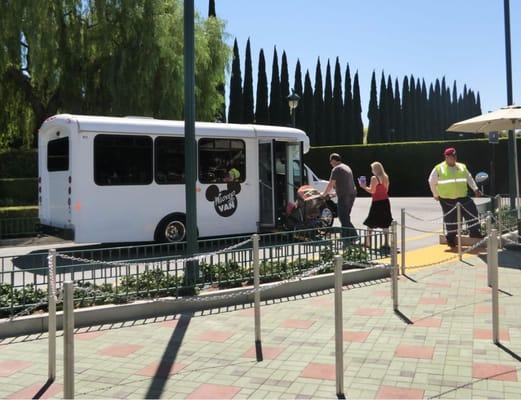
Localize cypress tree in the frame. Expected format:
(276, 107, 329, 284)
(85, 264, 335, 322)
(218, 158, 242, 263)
(451, 81, 458, 125)
(352, 72, 364, 144)
(440, 77, 448, 135)
(208, 0, 224, 121)
(323, 60, 334, 144)
(386, 75, 394, 142)
(408, 75, 418, 140)
(332, 58, 344, 144)
(378, 72, 387, 142)
(268, 47, 281, 125)
(420, 79, 428, 140)
(434, 79, 442, 137)
(343, 63, 353, 144)
(303, 70, 315, 144)
(462, 84, 469, 118)
(367, 71, 379, 143)
(313, 58, 324, 145)
(401, 76, 410, 141)
(393, 78, 401, 141)
(476, 92, 482, 115)
(280, 51, 291, 125)
(294, 60, 304, 130)
(408, 76, 416, 140)
(228, 39, 243, 123)
(242, 38, 254, 123)
(255, 49, 269, 124)
(428, 83, 436, 139)
(208, 0, 216, 17)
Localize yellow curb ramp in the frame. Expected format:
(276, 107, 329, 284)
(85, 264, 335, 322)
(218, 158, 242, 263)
(381, 244, 482, 271)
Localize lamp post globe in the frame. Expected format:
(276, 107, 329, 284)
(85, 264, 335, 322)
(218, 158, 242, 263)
(287, 89, 300, 128)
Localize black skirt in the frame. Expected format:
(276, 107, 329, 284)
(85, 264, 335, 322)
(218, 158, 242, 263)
(363, 198, 393, 229)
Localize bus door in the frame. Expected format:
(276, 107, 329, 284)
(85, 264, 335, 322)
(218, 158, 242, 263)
(196, 138, 257, 237)
(273, 141, 304, 224)
(258, 140, 275, 227)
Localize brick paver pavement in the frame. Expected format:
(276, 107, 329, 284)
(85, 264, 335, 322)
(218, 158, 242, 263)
(1, 251, 521, 399)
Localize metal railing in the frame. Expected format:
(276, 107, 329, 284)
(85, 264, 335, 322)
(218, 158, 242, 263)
(0, 227, 389, 318)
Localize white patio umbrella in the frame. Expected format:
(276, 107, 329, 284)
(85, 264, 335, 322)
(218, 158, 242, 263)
(446, 105, 521, 133)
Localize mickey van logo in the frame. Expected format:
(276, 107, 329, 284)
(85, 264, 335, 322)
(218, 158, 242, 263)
(205, 182, 241, 217)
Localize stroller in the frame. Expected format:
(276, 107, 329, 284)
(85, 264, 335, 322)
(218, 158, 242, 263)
(284, 185, 335, 230)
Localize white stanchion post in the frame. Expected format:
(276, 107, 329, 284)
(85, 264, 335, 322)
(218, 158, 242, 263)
(400, 208, 405, 275)
(334, 255, 344, 399)
(486, 213, 492, 287)
(48, 249, 57, 382)
(457, 202, 462, 261)
(252, 234, 262, 362)
(63, 282, 74, 399)
(491, 229, 500, 345)
(391, 221, 398, 311)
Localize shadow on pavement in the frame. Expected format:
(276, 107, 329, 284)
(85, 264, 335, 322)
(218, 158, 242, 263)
(145, 312, 193, 399)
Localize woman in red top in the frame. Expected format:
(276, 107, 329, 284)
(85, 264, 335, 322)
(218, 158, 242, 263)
(358, 162, 393, 250)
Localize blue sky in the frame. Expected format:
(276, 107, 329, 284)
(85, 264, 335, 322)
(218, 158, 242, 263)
(195, 0, 520, 123)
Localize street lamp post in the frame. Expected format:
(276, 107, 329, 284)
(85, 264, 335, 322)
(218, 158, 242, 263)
(287, 89, 300, 128)
(504, 0, 518, 210)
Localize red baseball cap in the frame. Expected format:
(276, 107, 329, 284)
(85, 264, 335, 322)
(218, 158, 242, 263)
(444, 147, 456, 156)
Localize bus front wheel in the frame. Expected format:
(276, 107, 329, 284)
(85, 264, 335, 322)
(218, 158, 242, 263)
(156, 213, 187, 243)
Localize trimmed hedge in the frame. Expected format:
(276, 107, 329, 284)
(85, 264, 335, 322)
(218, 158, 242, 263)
(305, 138, 518, 197)
(0, 178, 37, 206)
(0, 206, 38, 218)
(0, 149, 37, 178)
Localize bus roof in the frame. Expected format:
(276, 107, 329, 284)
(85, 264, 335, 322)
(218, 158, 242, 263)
(41, 114, 310, 151)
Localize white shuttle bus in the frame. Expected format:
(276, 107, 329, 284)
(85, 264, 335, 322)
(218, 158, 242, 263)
(38, 114, 331, 244)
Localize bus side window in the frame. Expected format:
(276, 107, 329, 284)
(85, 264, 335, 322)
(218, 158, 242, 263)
(48, 137, 69, 171)
(94, 134, 153, 186)
(155, 137, 184, 184)
(198, 138, 246, 184)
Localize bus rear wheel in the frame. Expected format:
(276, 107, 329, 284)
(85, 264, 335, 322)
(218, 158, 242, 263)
(156, 214, 187, 243)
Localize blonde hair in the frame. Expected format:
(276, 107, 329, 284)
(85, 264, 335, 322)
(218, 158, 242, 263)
(371, 161, 388, 181)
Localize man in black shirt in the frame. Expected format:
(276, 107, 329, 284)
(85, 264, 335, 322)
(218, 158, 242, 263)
(323, 153, 357, 237)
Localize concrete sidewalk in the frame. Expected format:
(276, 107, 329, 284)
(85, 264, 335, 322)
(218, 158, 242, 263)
(1, 249, 521, 399)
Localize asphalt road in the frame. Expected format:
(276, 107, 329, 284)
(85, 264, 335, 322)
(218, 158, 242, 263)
(0, 197, 491, 258)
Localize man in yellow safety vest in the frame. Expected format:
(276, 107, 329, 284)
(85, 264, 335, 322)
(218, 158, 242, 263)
(428, 147, 483, 248)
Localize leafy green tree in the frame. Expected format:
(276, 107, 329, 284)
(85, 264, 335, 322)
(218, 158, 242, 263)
(269, 47, 281, 125)
(242, 38, 254, 123)
(255, 49, 269, 124)
(228, 39, 243, 123)
(352, 72, 364, 144)
(0, 0, 230, 147)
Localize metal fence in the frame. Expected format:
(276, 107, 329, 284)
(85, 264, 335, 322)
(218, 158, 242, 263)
(0, 227, 389, 318)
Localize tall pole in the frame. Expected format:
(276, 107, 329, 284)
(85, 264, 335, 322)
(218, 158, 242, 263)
(291, 108, 296, 128)
(184, 0, 198, 284)
(504, 0, 518, 210)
